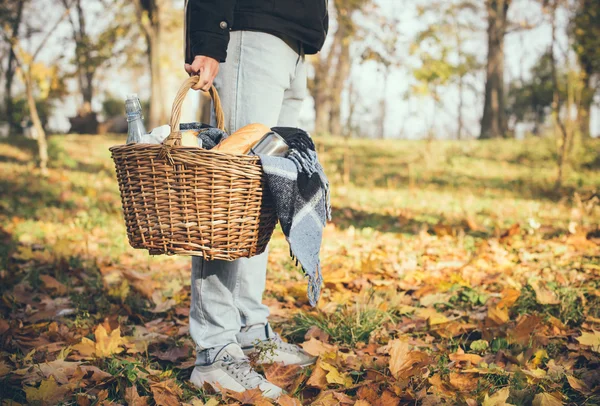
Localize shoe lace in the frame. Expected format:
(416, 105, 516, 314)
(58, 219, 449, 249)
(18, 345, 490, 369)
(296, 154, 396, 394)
(270, 333, 301, 354)
(222, 356, 266, 387)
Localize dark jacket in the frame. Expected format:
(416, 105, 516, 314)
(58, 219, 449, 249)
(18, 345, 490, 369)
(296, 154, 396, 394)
(184, 0, 329, 64)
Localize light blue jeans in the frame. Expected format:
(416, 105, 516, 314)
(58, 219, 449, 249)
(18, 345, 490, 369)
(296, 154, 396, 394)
(190, 31, 307, 350)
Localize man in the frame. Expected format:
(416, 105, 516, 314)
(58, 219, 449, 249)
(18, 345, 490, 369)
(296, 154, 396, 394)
(183, 0, 329, 399)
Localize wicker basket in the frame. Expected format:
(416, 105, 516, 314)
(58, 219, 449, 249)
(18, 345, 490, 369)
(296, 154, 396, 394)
(109, 76, 277, 260)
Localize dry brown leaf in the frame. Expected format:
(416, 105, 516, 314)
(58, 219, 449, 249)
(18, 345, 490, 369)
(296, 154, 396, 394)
(264, 363, 301, 391)
(125, 385, 150, 406)
(21, 358, 111, 385)
(304, 326, 330, 342)
(0, 360, 11, 377)
(306, 362, 328, 388)
(449, 350, 482, 365)
(532, 392, 563, 406)
(529, 280, 560, 305)
(39, 275, 67, 295)
(566, 375, 591, 395)
(332, 391, 354, 404)
(374, 391, 400, 406)
(449, 372, 478, 392)
(357, 385, 379, 403)
(277, 394, 302, 406)
(0, 318, 9, 335)
(301, 338, 337, 356)
(311, 391, 339, 406)
(354, 401, 371, 406)
(150, 379, 183, 406)
(387, 339, 429, 380)
(152, 345, 192, 362)
(225, 388, 271, 405)
(482, 388, 513, 406)
(509, 315, 541, 345)
(24, 376, 71, 406)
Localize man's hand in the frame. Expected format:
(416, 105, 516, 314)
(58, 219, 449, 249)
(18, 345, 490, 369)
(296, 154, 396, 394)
(184, 56, 220, 91)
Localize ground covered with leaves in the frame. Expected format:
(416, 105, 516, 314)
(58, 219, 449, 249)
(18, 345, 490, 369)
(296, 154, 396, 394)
(0, 135, 599, 405)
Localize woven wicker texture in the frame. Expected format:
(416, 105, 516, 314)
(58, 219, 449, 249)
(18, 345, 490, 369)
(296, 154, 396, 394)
(109, 76, 277, 260)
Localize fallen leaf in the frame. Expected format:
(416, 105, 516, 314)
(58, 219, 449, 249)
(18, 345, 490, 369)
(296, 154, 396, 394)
(509, 315, 541, 345)
(576, 331, 600, 353)
(354, 401, 371, 406)
(320, 361, 353, 387)
(532, 392, 563, 406)
(24, 376, 70, 406)
(150, 379, 183, 406)
(306, 362, 328, 388)
(332, 391, 354, 404)
(125, 385, 150, 406)
(225, 388, 271, 405)
(0, 360, 11, 377)
(566, 375, 591, 395)
(529, 280, 560, 305)
(375, 390, 401, 406)
(277, 394, 301, 406)
(388, 339, 430, 380)
(264, 363, 301, 391)
(21, 359, 111, 384)
(449, 350, 482, 365)
(39, 275, 67, 295)
(304, 326, 330, 342)
(73, 325, 126, 358)
(0, 318, 9, 335)
(449, 372, 478, 392)
(152, 345, 192, 362)
(416, 308, 449, 325)
(357, 385, 379, 403)
(301, 338, 337, 356)
(482, 387, 513, 406)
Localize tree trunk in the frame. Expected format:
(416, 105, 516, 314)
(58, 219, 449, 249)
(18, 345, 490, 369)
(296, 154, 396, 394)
(148, 28, 167, 129)
(24, 69, 49, 175)
(578, 74, 593, 138)
(4, 0, 25, 132)
(312, 58, 333, 135)
(457, 74, 464, 140)
(378, 68, 389, 139)
(549, 0, 569, 190)
(480, 0, 510, 139)
(329, 37, 351, 137)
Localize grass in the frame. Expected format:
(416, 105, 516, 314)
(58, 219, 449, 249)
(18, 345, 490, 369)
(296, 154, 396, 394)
(0, 133, 599, 404)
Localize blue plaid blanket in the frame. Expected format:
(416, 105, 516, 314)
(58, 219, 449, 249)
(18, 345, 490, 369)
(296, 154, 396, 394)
(259, 128, 331, 306)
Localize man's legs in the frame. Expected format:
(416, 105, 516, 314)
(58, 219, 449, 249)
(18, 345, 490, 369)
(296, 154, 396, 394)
(190, 32, 307, 393)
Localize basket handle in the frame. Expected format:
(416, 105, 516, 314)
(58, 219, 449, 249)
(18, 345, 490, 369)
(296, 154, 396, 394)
(164, 76, 225, 147)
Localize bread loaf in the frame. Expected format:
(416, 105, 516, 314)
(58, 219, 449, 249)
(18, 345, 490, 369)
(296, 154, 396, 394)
(213, 123, 270, 154)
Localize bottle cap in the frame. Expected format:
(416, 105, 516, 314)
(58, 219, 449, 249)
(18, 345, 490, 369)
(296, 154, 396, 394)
(126, 93, 139, 100)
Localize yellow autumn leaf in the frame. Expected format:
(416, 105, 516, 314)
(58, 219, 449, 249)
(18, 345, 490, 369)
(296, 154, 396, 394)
(319, 362, 353, 387)
(532, 392, 563, 406)
(482, 387, 513, 406)
(530, 349, 548, 368)
(416, 307, 449, 325)
(576, 331, 600, 353)
(25, 376, 70, 405)
(73, 325, 125, 358)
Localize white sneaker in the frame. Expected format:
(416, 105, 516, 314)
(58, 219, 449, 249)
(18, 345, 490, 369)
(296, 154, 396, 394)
(190, 343, 283, 400)
(237, 324, 317, 367)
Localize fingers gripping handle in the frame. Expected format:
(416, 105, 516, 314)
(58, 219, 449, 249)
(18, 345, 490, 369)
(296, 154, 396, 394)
(164, 76, 225, 147)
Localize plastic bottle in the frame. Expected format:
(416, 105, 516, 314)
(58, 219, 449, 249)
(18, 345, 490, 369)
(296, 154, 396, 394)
(125, 94, 147, 144)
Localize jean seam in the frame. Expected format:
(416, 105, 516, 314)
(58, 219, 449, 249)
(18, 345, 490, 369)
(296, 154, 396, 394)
(231, 31, 244, 133)
(232, 263, 249, 326)
(194, 258, 209, 347)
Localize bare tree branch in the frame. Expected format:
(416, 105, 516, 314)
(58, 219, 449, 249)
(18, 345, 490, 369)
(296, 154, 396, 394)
(31, 2, 73, 60)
